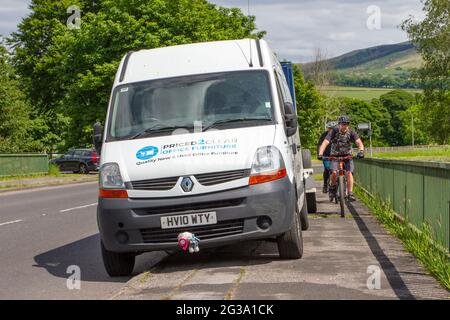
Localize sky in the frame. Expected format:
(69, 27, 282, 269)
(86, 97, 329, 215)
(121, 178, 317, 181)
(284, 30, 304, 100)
(0, 0, 425, 62)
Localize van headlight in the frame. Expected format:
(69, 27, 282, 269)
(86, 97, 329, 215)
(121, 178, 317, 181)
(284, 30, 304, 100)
(99, 163, 125, 189)
(249, 146, 287, 185)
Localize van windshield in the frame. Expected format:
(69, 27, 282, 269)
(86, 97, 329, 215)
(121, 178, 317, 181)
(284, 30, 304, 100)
(107, 71, 274, 140)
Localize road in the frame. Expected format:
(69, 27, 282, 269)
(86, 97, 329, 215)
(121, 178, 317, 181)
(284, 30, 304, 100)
(0, 181, 447, 300)
(0, 182, 165, 299)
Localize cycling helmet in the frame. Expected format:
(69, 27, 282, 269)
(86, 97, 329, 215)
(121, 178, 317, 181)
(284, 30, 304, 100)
(338, 116, 350, 124)
(326, 121, 337, 128)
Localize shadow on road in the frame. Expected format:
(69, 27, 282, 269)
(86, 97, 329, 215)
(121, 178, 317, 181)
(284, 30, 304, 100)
(151, 240, 277, 275)
(346, 200, 415, 300)
(33, 234, 129, 283)
(33, 232, 278, 283)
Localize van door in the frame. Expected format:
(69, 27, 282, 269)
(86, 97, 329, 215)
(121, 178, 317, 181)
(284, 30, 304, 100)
(275, 71, 303, 189)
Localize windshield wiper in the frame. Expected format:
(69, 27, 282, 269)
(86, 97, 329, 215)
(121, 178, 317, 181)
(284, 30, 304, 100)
(130, 125, 194, 139)
(202, 118, 272, 132)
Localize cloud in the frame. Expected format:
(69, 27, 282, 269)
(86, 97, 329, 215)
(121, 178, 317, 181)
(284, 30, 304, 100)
(0, 0, 29, 37)
(0, 0, 425, 62)
(210, 0, 425, 62)
(328, 32, 357, 41)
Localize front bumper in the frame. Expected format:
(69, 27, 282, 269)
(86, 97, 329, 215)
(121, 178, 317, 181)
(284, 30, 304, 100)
(97, 176, 295, 253)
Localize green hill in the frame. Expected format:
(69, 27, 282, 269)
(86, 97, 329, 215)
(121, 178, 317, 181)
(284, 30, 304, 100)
(335, 46, 422, 76)
(301, 42, 423, 88)
(328, 42, 420, 70)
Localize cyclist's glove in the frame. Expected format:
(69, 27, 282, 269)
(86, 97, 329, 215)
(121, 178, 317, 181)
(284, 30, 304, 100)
(357, 151, 365, 159)
(318, 154, 323, 160)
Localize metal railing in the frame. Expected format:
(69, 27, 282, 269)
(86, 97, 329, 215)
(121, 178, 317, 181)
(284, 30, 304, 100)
(0, 154, 49, 177)
(354, 158, 450, 252)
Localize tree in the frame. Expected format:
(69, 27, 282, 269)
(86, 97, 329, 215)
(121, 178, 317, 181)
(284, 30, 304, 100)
(378, 90, 416, 145)
(293, 65, 325, 151)
(310, 48, 332, 91)
(0, 41, 41, 152)
(398, 103, 432, 145)
(9, 0, 265, 147)
(401, 0, 450, 144)
(335, 97, 384, 146)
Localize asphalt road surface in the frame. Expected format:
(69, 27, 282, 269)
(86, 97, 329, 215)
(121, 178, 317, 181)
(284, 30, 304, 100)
(0, 183, 165, 299)
(0, 181, 447, 300)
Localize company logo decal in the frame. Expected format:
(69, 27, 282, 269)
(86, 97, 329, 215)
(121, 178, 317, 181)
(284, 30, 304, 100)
(136, 146, 159, 160)
(135, 138, 238, 166)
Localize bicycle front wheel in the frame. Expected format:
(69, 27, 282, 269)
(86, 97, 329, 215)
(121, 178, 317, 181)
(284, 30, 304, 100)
(338, 175, 345, 217)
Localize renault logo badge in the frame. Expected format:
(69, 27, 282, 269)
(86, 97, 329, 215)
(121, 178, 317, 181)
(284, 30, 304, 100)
(181, 177, 194, 192)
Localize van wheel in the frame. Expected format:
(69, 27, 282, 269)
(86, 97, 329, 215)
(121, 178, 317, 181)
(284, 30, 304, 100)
(301, 149, 312, 169)
(300, 195, 310, 231)
(101, 241, 135, 277)
(277, 207, 303, 259)
(306, 192, 317, 213)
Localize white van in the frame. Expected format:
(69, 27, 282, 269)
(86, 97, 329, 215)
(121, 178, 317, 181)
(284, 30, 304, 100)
(94, 39, 314, 276)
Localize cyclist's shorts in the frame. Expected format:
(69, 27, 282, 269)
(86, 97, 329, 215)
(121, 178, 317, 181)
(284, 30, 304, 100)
(330, 159, 354, 173)
(323, 160, 331, 170)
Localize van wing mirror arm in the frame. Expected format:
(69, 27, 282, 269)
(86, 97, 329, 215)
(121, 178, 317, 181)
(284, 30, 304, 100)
(283, 102, 298, 137)
(93, 122, 103, 155)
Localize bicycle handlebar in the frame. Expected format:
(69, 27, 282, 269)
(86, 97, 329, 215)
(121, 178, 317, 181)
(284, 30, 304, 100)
(322, 155, 354, 160)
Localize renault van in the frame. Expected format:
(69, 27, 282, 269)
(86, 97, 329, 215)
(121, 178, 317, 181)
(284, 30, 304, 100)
(94, 39, 314, 276)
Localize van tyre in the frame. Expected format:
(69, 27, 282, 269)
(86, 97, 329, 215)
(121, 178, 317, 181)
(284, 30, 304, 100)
(300, 195, 310, 231)
(277, 207, 303, 259)
(101, 241, 135, 277)
(306, 192, 317, 213)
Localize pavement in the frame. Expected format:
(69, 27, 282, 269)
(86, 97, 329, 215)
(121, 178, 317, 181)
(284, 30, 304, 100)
(0, 179, 448, 300)
(111, 181, 449, 300)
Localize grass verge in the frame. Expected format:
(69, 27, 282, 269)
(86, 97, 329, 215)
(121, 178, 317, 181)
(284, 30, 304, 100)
(313, 173, 323, 182)
(372, 147, 450, 162)
(354, 185, 450, 290)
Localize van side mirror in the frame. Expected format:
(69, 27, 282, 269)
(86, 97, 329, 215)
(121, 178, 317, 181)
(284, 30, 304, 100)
(283, 102, 298, 137)
(93, 122, 103, 155)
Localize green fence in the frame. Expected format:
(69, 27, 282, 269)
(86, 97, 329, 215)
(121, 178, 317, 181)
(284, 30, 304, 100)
(0, 154, 49, 177)
(354, 159, 450, 252)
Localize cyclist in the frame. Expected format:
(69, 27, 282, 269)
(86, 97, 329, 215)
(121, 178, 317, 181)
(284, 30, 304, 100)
(317, 116, 364, 201)
(317, 121, 337, 193)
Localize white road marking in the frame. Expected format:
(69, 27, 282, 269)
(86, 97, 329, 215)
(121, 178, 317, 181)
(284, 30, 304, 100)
(59, 203, 98, 213)
(0, 219, 23, 227)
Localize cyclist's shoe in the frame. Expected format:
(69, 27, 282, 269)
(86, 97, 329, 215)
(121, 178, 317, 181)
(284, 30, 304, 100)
(322, 184, 328, 193)
(347, 192, 356, 202)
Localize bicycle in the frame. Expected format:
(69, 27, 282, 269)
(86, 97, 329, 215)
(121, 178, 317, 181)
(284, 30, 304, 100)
(322, 155, 353, 217)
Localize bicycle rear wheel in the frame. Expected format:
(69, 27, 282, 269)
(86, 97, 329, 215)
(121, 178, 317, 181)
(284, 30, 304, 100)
(338, 175, 345, 217)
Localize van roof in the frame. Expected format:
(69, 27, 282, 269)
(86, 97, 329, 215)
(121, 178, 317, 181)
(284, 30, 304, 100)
(116, 39, 275, 85)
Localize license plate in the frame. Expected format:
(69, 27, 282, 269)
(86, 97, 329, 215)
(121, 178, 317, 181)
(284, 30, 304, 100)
(160, 212, 217, 229)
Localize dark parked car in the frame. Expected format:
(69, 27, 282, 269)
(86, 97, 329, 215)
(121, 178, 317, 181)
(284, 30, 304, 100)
(50, 149, 99, 174)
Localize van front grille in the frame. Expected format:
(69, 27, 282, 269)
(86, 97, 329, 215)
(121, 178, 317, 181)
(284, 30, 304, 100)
(133, 198, 245, 216)
(130, 176, 179, 191)
(194, 169, 250, 186)
(140, 219, 245, 243)
(129, 169, 250, 191)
